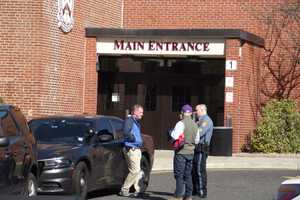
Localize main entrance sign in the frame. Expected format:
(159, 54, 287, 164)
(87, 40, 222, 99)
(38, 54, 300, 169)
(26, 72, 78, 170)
(97, 39, 225, 56)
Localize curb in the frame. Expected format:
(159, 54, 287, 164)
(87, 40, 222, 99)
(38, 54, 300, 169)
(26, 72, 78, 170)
(152, 150, 300, 171)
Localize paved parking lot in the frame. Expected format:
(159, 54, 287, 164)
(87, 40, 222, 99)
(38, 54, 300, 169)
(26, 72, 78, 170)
(87, 169, 299, 200)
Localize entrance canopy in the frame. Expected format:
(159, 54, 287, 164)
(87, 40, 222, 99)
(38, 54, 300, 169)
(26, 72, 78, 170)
(86, 28, 265, 53)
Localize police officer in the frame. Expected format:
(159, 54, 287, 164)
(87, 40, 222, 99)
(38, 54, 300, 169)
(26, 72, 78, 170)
(193, 104, 213, 199)
(169, 104, 199, 200)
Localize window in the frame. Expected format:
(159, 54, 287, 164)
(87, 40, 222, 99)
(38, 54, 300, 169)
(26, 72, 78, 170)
(0, 111, 19, 136)
(110, 119, 123, 132)
(0, 124, 4, 137)
(145, 85, 157, 111)
(11, 109, 29, 135)
(33, 122, 90, 143)
(95, 118, 113, 134)
(110, 118, 124, 140)
(172, 86, 191, 112)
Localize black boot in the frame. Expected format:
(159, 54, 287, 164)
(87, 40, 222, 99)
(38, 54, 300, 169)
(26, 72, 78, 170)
(199, 189, 207, 198)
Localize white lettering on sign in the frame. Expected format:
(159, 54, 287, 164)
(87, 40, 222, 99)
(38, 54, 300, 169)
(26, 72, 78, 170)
(97, 39, 225, 56)
(226, 60, 237, 70)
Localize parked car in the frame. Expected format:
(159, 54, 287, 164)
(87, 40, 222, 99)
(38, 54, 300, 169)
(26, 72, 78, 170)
(277, 178, 300, 200)
(29, 115, 154, 199)
(0, 104, 38, 196)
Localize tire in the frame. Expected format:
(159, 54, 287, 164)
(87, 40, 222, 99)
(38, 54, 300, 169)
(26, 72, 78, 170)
(73, 162, 89, 199)
(139, 156, 151, 192)
(23, 172, 38, 197)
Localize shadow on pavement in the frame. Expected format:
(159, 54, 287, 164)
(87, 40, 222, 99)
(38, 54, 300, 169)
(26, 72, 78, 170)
(87, 188, 119, 199)
(140, 191, 174, 200)
(87, 190, 172, 200)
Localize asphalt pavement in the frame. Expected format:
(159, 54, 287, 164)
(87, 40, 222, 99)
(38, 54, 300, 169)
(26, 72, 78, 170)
(88, 169, 300, 200)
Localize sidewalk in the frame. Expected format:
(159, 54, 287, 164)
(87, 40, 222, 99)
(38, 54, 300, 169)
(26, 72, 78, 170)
(152, 150, 300, 171)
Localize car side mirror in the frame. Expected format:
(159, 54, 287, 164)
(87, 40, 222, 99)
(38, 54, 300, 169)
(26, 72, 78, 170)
(97, 130, 114, 143)
(0, 137, 9, 147)
(85, 128, 95, 138)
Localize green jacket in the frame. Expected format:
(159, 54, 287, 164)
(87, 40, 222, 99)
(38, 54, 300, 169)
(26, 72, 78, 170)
(177, 116, 198, 155)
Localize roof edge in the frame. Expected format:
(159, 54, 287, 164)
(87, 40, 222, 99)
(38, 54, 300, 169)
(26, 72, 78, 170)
(85, 28, 264, 47)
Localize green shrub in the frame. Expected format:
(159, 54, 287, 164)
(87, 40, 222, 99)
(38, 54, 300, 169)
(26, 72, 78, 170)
(0, 97, 4, 104)
(251, 99, 300, 153)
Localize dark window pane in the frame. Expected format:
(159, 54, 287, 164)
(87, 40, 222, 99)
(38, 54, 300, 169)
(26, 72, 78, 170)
(110, 119, 123, 132)
(0, 111, 18, 136)
(31, 120, 92, 143)
(172, 86, 191, 112)
(96, 118, 113, 134)
(145, 85, 157, 111)
(11, 109, 29, 135)
(110, 118, 124, 140)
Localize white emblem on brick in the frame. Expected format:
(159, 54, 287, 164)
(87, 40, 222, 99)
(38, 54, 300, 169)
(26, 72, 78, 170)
(57, 0, 74, 33)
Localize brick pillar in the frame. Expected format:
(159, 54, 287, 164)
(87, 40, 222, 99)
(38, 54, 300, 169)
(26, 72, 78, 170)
(225, 39, 242, 153)
(225, 39, 262, 153)
(83, 37, 98, 114)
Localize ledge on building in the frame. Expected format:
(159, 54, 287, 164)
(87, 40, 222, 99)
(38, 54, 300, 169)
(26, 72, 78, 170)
(85, 28, 265, 47)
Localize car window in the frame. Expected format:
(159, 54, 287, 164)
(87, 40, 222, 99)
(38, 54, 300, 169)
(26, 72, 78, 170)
(10, 108, 30, 135)
(110, 118, 124, 140)
(95, 118, 113, 134)
(0, 121, 4, 137)
(31, 120, 92, 143)
(0, 111, 19, 137)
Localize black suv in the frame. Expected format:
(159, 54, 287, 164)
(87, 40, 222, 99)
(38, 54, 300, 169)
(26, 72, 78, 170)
(29, 115, 154, 199)
(0, 104, 38, 196)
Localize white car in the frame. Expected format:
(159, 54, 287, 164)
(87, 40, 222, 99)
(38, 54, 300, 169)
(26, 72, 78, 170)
(277, 178, 300, 200)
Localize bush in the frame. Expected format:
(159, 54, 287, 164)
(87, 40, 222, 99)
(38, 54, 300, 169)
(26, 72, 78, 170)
(0, 97, 4, 104)
(251, 99, 300, 153)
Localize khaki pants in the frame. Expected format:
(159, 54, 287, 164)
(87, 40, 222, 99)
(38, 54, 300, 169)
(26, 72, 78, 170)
(121, 148, 142, 193)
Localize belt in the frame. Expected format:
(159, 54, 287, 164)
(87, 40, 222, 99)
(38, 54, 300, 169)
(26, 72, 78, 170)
(124, 146, 140, 151)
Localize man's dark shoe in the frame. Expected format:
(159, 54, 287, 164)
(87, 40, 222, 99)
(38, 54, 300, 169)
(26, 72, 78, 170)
(198, 190, 207, 198)
(130, 192, 145, 198)
(118, 190, 130, 197)
(199, 193, 207, 198)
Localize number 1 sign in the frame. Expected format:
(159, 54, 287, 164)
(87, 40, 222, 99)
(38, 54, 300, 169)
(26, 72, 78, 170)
(226, 60, 237, 70)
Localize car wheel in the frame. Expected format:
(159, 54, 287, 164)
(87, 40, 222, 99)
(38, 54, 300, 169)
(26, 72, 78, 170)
(23, 172, 38, 197)
(139, 156, 150, 192)
(73, 162, 88, 199)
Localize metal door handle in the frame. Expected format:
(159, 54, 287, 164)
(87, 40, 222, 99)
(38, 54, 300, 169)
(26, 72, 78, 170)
(4, 149, 11, 159)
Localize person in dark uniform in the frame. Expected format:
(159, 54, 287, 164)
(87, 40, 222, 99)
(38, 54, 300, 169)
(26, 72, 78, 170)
(193, 104, 213, 199)
(169, 104, 199, 200)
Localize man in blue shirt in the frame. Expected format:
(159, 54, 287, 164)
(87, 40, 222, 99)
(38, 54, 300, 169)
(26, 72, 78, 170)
(193, 104, 213, 199)
(119, 104, 144, 197)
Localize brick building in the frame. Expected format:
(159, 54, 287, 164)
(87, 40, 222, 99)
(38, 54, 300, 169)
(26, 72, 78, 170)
(0, 0, 298, 152)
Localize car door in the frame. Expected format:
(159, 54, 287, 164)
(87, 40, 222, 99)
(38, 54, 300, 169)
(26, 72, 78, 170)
(109, 118, 127, 183)
(0, 112, 10, 193)
(0, 110, 26, 194)
(10, 108, 35, 179)
(92, 117, 126, 187)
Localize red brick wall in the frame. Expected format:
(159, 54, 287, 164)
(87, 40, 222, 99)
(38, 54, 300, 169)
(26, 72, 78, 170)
(122, 0, 286, 152)
(0, 0, 43, 118)
(0, 0, 122, 119)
